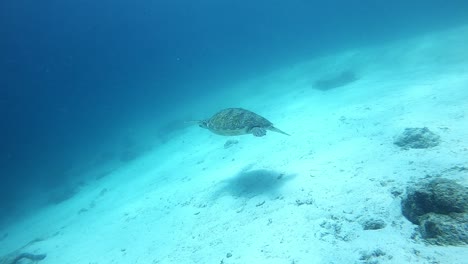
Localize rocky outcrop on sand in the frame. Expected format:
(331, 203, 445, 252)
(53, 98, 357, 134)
(402, 178, 468, 245)
(394, 127, 440, 149)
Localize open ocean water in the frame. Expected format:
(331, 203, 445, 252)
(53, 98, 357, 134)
(1, 1, 468, 263)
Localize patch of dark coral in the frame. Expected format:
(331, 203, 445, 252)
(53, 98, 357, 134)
(401, 178, 468, 245)
(394, 127, 440, 149)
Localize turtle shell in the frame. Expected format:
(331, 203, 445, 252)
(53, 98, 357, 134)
(205, 108, 272, 136)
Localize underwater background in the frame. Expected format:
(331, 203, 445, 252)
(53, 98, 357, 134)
(1, 1, 468, 262)
(2, 0, 468, 218)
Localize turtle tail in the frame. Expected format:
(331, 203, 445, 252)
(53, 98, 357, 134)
(269, 126, 290, 136)
(184, 120, 202, 125)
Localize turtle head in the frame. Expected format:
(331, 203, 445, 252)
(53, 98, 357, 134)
(198, 120, 209, 129)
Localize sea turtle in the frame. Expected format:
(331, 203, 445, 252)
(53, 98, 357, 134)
(198, 108, 290, 137)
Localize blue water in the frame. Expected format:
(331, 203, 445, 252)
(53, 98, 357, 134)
(1, 0, 468, 223)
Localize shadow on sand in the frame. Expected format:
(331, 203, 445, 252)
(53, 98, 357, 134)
(212, 165, 295, 199)
(314, 70, 359, 91)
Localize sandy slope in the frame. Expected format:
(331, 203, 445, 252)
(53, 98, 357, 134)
(1, 25, 468, 264)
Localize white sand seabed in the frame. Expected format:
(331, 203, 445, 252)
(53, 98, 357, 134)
(2, 25, 468, 263)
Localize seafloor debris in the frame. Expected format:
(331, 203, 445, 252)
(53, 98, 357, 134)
(401, 178, 468, 245)
(317, 216, 359, 242)
(224, 139, 239, 149)
(359, 249, 391, 263)
(361, 218, 387, 230)
(295, 198, 314, 206)
(393, 127, 440, 149)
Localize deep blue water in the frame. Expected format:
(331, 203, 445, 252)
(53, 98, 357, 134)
(1, 0, 468, 223)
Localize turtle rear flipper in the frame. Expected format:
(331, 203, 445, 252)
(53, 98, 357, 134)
(269, 126, 290, 136)
(250, 127, 267, 137)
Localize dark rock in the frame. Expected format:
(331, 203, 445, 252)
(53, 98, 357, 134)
(402, 178, 468, 224)
(402, 178, 468, 245)
(419, 213, 468, 245)
(394, 127, 440, 149)
(362, 218, 387, 230)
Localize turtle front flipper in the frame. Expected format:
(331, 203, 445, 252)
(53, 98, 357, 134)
(268, 126, 290, 136)
(250, 127, 267, 137)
